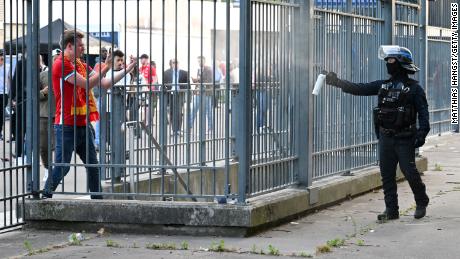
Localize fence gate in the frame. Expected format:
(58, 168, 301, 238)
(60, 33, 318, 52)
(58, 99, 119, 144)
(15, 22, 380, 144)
(1, 0, 40, 232)
(246, 0, 300, 197)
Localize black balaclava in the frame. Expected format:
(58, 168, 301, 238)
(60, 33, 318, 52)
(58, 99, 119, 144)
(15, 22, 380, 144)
(386, 61, 400, 75)
(386, 60, 407, 80)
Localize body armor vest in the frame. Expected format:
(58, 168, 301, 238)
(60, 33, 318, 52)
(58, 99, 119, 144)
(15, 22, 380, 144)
(373, 81, 416, 135)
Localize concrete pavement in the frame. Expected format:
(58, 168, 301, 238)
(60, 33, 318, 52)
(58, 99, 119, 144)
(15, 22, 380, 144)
(1, 132, 459, 259)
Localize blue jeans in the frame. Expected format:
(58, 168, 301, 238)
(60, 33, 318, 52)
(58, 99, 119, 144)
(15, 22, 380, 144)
(43, 125, 101, 199)
(256, 90, 269, 129)
(189, 95, 213, 131)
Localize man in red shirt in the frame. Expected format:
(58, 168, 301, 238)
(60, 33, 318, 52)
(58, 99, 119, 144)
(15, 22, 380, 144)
(139, 54, 158, 121)
(139, 54, 157, 86)
(43, 30, 135, 199)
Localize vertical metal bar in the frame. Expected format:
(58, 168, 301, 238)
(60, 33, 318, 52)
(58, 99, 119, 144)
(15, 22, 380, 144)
(2, 0, 7, 229)
(212, 0, 217, 197)
(186, 0, 191, 195)
(46, 0, 53, 198)
(30, 0, 40, 197)
(419, 0, 428, 101)
(199, 0, 204, 195)
(174, 0, 178, 195)
(160, 0, 166, 199)
(237, 0, 252, 203)
(383, 0, 396, 45)
(296, 0, 314, 187)
(148, 0, 152, 195)
(25, 0, 32, 194)
(224, 0, 231, 197)
(343, 0, 352, 175)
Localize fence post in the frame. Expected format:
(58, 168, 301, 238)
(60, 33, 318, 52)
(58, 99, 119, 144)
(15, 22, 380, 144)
(419, 0, 428, 102)
(343, 0, 353, 175)
(237, 0, 252, 203)
(26, 0, 40, 198)
(383, 0, 396, 45)
(295, 0, 314, 187)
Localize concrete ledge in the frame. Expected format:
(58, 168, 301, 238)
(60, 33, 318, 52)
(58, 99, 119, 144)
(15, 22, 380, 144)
(24, 157, 427, 236)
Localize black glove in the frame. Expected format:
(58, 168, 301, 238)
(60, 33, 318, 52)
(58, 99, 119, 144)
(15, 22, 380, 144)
(325, 71, 339, 86)
(414, 132, 426, 148)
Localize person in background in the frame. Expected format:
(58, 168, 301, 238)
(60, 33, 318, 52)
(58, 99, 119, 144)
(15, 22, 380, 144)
(0, 51, 10, 141)
(190, 56, 214, 134)
(38, 49, 60, 181)
(11, 49, 27, 163)
(163, 59, 189, 136)
(139, 54, 158, 124)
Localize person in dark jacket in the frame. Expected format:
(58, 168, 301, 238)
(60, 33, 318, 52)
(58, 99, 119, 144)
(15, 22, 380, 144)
(164, 59, 189, 136)
(11, 53, 27, 161)
(38, 49, 60, 181)
(325, 45, 430, 220)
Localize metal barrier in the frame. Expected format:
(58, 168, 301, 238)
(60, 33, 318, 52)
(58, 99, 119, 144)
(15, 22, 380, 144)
(1, 0, 33, 232)
(426, 0, 456, 135)
(42, 0, 238, 201)
(311, 0, 384, 180)
(247, 0, 299, 197)
(0, 0, 456, 231)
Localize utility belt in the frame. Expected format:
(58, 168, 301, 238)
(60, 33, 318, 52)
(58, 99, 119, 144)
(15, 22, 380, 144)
(379, 125, 416, 138)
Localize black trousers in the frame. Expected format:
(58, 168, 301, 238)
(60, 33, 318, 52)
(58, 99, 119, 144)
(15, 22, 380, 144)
(168, 93, 185, 133)
(0, 94, 7, 136)
(378, 134, 429, 213)
(13, 102, 26, 157)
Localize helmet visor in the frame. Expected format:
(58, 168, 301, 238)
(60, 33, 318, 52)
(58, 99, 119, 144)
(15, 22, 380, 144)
(378, 45, 401, 60)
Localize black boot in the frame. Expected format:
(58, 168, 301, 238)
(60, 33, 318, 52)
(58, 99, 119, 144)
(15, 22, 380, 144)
(414, 206, 426, 219)
(377, 209, 399, 221)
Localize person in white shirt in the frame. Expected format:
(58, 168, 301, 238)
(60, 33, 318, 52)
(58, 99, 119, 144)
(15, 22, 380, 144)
(94, 49, 135, 149)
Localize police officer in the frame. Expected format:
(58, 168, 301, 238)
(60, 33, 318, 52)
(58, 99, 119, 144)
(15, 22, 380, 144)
(324, 45, 430, 220)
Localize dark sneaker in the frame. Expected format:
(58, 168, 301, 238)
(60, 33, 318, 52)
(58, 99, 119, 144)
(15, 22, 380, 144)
(41, 192, 52, 199)
(414, 206, 427, 219)
(377, 209, 399, 221)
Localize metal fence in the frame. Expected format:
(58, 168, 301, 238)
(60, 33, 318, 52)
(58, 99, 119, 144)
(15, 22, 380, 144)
(311, 0, 384, 180)
(247, 0, 299, 197)
(311, 0, 456, 180)
(426, 0, 456, 135)
(0, 0, 456, 232)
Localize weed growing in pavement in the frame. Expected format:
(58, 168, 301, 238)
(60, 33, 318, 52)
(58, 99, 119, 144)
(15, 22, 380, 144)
(250, 244, 258, 254)
(180, 241, 189, 250)
(106, 239, 121, 248)
(68, 233, 82, 246)
(356, 239, 365, 246)
(434, 163, 443, 171)
(316, 244, 332, 254)
(298, 252, 313, 258)
(326, 238, 345, 247)
(145, 243, 177, 250)
(267, 244, 280, 256)
(399, 204, 417, 216)
(23, 240, 34, 256)
(209, 240, 226, 252)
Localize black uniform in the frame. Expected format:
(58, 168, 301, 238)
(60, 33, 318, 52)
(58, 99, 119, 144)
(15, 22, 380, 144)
(332, 73, 430, 215)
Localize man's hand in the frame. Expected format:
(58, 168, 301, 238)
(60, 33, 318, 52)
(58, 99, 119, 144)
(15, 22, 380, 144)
(414, 132, 426, 148)
(126, 55, 136, 73)
(42, 86, 49, 95)
(104, 51, 113, 68)
(325, 71, 339, 86)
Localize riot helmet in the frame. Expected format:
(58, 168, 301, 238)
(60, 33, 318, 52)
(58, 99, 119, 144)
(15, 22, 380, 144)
(378, 45, 419, 74)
